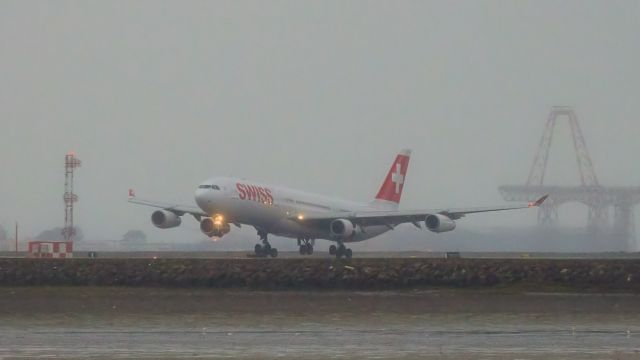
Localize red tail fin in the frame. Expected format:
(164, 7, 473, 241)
(375, 149, 411, 204)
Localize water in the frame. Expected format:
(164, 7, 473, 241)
(0, 288, 638, 359)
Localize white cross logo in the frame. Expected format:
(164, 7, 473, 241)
(390, 163, 404, 194)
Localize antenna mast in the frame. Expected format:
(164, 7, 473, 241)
(62, 152, 81, 241)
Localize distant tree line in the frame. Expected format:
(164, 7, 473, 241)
(35, 227, 84, 242)
(121, 230, 146, 244)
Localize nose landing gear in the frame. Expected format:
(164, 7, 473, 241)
(254, 230, 278, 258)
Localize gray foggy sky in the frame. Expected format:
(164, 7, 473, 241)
(1, 1, 639, 243)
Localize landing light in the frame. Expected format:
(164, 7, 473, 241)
(214, 215, 224, 225)
(297, 214, 305, 220)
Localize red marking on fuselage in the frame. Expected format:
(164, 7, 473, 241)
(236, 183, 273, 204)
(258, 187, 267, 203)
(246, 185, 257, 201)
(236, 183, 247, 200)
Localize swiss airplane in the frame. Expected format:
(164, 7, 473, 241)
(129, 149, 547, 258)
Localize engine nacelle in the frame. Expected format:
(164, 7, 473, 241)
(425, 214, 456, 233)
(151, 210, 182, 229)
(200, 217, 231, 238)
(330, 218, 355, 239)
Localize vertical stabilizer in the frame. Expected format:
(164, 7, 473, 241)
(372, 149, 411, 208)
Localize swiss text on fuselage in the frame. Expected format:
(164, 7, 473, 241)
(236, 183, 273, 204)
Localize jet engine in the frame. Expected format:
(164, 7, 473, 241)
(329, 219, 355, 239)
(151, 210, 182, 229)
(425, 214, 456, 233)
(200, 217, 231, 238)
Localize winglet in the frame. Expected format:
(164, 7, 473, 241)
(529, 195, 548, 207)
(128, 189, 136, 199)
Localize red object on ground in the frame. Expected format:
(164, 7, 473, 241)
(27, 241, 74, 258)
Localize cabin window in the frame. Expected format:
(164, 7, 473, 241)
(212, 185, 221, 190)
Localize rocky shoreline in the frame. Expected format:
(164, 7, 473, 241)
(0, 258, 638, 291)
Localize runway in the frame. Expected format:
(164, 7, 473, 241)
(3, 250, 639, 259)
(0, 288, 638, 359)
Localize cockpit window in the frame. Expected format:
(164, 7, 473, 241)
(199, 184, 221, 190)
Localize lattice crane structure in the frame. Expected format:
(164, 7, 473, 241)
(62, 152, 81, 242)
(499, 106, 640, 251)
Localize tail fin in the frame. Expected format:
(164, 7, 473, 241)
(372, 149, 411, 208)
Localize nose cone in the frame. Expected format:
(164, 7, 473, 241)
(194, 189, 209, 210)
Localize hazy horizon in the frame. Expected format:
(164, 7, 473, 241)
(2, 1, 638, 250)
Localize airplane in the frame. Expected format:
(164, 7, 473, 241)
(129, 149, 547, 258)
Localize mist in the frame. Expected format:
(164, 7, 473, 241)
(1, 1, 639, 251)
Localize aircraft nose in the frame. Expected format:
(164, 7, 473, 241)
(194, 189, 209, 209)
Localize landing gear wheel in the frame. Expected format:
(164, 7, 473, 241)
(297, 238, 314, 256)
(298, 244, 313, 255)
(334, 244, 352, 259)
(255, 230, 275, 258)
(345, 248, 353, 259)
(329, 245, 337, 256)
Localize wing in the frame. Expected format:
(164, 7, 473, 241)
(292, 195, 548, 229)
(128, 190, 207, 220)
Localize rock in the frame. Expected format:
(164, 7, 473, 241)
(0, 258, 638, 291)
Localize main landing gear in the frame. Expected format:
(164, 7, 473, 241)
(297, 238, 315, 255)
(329, 243, 352, 259)
(254, 230, 278, 258)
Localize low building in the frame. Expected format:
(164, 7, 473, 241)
(27, 241, 73, 258)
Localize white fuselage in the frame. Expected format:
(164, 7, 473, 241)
(194, 177, 391, 242)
